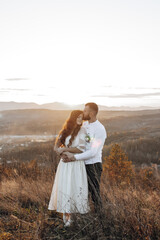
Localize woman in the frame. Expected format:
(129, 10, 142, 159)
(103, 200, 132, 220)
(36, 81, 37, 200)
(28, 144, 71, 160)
(48, 110, 90, 227)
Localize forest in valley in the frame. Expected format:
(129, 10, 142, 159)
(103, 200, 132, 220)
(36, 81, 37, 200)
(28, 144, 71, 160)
(0, 108, 160, 166)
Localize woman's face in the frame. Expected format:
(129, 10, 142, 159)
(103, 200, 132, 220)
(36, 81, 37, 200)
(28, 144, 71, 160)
(76, 113, 83, 125)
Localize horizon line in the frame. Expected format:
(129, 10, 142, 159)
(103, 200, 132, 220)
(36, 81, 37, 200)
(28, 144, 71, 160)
(0, 100, 160, 110)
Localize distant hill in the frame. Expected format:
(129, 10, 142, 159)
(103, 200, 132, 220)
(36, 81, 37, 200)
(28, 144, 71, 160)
(0, 101, 159, 111)
(0, 101, 87, 111)
(0, 108, 160, 135)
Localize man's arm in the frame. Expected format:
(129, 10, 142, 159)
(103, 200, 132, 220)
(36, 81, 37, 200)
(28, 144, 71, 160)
(63, 128, 107, 162)
(75, 128, 106, 160)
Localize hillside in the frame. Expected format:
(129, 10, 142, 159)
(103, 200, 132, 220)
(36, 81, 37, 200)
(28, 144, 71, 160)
(0, 109, 160, 166)
(0, 108, 160, 135)
(0, 109, 160, 239)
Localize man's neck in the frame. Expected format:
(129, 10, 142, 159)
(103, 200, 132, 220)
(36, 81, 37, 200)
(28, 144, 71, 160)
(88, 117, 97, 123)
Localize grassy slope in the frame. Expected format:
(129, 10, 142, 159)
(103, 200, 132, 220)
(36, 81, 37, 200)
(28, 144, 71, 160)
(0, 160, 160, 240)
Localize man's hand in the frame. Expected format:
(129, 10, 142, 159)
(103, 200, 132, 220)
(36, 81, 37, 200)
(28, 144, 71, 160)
(62, 152, 76, 162)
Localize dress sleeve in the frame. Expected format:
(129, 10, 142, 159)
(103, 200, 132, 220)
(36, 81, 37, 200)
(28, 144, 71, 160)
(76, 127, 87, 152)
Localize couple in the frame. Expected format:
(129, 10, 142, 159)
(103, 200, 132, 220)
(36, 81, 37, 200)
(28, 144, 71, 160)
(48, 102, 107, 227)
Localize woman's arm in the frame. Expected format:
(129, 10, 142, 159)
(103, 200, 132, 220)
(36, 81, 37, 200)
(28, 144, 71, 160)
(65, 147, 82, 153)
(58, 147, 82, 154)
(61, 128, 86, 154)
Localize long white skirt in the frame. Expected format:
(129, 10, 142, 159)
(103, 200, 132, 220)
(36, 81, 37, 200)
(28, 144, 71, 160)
(48, 158, 90, 214)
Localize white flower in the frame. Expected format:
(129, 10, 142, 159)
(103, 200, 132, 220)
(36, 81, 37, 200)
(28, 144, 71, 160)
(85, 135, 91, 143)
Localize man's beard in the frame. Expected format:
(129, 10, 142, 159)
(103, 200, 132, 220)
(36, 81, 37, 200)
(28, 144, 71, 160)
(83, 115, 90, 120)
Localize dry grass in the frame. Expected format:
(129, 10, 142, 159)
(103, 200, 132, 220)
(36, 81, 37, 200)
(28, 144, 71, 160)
(0, 161, 160, 240)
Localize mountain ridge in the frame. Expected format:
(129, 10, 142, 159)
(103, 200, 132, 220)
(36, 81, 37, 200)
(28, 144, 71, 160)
(0, 101, 159, 111)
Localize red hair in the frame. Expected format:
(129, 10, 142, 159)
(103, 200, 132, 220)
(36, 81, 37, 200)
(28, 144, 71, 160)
(55, 110, 83, 147)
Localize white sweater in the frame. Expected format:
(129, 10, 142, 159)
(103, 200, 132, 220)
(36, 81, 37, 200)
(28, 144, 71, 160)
(74, 120, 107, 165)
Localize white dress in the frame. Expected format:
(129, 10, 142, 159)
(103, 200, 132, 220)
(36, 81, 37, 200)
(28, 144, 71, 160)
(48, 127, 90, 214)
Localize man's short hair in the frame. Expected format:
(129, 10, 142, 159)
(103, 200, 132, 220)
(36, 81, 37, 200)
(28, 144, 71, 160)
(85, 102, 98, 115)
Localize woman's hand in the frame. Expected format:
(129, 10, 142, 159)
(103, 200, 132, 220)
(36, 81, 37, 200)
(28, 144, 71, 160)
(57, 147, 67, 155)
(54, 146, 69, 155)
(54, 146, 62, 156)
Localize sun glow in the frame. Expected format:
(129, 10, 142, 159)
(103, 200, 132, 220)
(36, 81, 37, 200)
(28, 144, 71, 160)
(0, 0, 160, 108)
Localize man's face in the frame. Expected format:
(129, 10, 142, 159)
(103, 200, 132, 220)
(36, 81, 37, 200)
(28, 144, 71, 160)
(83, 106, 91, 120)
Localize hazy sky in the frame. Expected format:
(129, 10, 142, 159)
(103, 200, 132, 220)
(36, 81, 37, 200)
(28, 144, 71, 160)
(0, 0, 160, 107)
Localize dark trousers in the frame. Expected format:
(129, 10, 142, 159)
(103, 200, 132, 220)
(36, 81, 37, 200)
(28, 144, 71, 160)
(85, 162, 103, 212)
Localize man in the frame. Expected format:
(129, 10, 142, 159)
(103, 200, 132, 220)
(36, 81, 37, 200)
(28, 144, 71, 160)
(62, 102, 107, 213)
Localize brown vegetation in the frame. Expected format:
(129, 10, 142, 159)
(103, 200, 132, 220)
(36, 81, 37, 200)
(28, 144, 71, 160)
(0, 143, 160, 239)
(103, 144, 134, 185)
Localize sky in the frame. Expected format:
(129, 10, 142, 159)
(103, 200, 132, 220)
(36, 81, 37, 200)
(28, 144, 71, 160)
(0, 0, 160, 107)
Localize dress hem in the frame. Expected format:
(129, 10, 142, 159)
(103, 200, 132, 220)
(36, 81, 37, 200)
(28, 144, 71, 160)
(48, 207, 90, 214)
